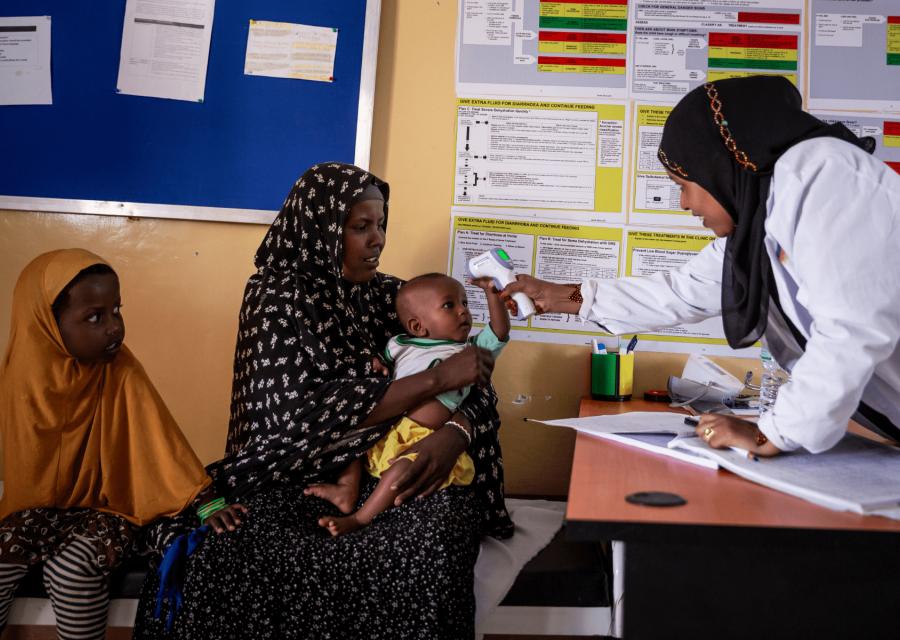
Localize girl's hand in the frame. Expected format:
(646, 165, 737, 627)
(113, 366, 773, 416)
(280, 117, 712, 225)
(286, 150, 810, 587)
(205, 504, 248, 534)
(502, 275, 581, 315)
(389, 415, 472, 505)
(695, 415, 782, 457)
(371, 356, 390, 377)
(434, 346, 494, 391)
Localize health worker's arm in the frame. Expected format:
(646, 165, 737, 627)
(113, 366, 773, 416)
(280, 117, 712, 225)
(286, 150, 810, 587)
(578, 238, 726, 335)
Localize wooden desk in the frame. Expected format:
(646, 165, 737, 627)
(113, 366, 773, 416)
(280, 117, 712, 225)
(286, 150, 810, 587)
(566, 398, 900, 639)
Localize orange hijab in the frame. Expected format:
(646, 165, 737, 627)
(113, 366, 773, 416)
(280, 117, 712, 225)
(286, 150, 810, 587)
(0, 249, 210, 526)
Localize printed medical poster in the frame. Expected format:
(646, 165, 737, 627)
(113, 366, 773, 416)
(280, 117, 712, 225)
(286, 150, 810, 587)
(449, 211, 625, 345)
(0, 16, 52, 105)
(812, 111, 900, 174)
(629, 102, 705, 227)
(622, 228, 751, 355)
(629, 0, 803, 101)
(244, 20, 338, 82)
(453, 98, 627, 221)
(116, 0, 216, 102)
(809, 0, 900, 112)
(456, 0, 629, 99)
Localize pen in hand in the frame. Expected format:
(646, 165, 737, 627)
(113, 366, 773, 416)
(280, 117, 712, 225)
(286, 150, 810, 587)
(729, 446, 759, 462)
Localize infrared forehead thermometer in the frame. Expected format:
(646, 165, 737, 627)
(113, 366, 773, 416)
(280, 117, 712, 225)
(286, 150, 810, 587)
(467, 248, 536, 319)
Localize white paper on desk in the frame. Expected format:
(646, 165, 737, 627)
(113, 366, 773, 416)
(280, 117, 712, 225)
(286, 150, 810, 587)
(116, 0, 215, 102)
(532, 415, 717, 469)
(0, 16, 52, 106)
(672, 435, 900, 515)
(532, 411, 697, 437)
(244, 20, 337, 83)
(598, 432, 719, 470)
(870, 506, 900, 522)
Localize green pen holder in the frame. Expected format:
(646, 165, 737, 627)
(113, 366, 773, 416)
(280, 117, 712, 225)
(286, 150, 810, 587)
(590, 352, 634, 401)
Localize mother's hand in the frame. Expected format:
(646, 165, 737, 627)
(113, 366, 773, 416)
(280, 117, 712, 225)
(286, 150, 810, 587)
(389, 414, 472, 505)
(434, 346, 494, 391)
(358, 349, 492, 429)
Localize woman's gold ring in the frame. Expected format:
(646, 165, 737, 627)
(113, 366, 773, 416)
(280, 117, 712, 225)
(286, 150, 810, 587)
(703, 426, 715, 441)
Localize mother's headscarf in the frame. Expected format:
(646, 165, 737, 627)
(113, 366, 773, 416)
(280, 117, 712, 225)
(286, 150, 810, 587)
(0, 249, 210, 525)
(658, 76, 874, 348)
(213, 163, 396, 498)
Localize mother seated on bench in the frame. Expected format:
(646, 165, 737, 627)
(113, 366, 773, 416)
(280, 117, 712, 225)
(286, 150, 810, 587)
(133, 162, 513, 639)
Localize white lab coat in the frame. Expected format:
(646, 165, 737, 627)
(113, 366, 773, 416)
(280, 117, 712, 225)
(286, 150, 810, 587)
(579, 138, 900, 453)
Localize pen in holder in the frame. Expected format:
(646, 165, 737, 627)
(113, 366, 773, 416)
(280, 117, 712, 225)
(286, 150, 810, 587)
(590, 350, 634, 401)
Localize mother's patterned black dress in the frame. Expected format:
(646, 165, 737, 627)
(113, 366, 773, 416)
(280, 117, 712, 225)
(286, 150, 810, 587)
(133, 163, 513, 640)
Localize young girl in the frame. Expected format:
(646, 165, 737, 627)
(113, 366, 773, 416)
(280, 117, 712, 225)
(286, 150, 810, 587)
(0, 249, 243, 640)
(307, 272, 509, 535)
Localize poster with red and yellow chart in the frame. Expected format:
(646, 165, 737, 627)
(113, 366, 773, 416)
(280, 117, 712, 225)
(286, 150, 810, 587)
(456, 0, 629, 99)
(629, 0, 803, 101)
(707, 32, 798, 84)
(884, 120, 900, 173)
(886, 120, 900, 147)
(538, 0, 627, 31)
(537, 1, 628, 75)
(538, 30, 626, 56)
(889, 16, 900, 66)
(812, 111, 900, 176)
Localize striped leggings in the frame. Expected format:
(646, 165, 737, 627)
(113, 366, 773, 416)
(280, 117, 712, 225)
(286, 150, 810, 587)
(0, 537, 109, 639)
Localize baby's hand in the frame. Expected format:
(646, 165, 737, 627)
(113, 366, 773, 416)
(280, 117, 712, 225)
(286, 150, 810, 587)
(468, 277, 500, 295)
(371, 356, 390, 377)
(469, 277, 517, 315)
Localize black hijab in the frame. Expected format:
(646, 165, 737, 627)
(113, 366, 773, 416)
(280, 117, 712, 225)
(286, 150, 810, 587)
(658, 76, 874, 349)
(210, 162, 514, 538)
(209, 163, 397, 497)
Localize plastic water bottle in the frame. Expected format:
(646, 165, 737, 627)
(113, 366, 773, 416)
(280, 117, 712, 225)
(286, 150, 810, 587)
(758, 348, 787, 417)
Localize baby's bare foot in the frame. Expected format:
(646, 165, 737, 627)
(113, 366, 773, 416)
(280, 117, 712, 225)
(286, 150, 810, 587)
(304, 483, 358, 514)
(317, 515, 364, 537)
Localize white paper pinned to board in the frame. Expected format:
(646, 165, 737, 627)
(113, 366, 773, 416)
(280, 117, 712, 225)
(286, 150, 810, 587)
(116, 0, 216, 102)
(0, 16, 52, 106)
(244, 20, 338, 83)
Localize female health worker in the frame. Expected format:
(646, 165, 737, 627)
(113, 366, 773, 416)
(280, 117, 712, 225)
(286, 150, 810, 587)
(505, 76, 900, 457)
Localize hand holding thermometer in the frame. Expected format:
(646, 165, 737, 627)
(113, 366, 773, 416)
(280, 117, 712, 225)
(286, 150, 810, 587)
(468, 249, 537, 319)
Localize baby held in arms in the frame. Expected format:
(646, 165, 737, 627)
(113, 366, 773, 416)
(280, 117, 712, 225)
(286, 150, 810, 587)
(306, 272, 509, 535)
